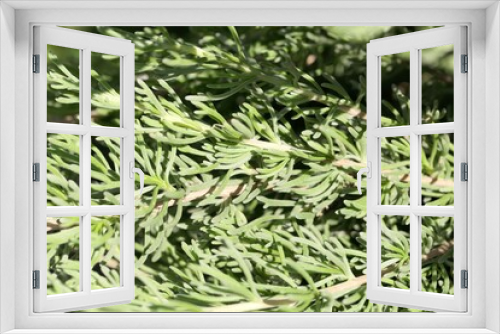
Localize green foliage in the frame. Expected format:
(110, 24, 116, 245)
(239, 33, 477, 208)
(45, 26, 454, 312)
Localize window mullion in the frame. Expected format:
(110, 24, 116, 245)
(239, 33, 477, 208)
(89, 126, 128, 137)
(373, 123, 454, 138)
(373, 205, 454, 217)
(90, 205, 129, 216)
(409, 47, 421, 294)
(45, 206, 89, 217)
(82, 48, 91, 208)
(47, 123, 88, 135)
(81, 213, 91, 293)
(81, 48, 92, 294)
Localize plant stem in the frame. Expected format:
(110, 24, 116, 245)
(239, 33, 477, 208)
(203, 240, 454, 312)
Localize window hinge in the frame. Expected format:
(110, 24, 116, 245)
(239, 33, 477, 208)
(461, 162, 468, 181)
(33, 54, 40, 73)
(461, 54, 468, 73)
(33, 270, 40, 289)
(33, 163, 40, 182)
(461, 270, 468, 289)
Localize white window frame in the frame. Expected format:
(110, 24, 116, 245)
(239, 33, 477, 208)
(0, 2, 498, 333)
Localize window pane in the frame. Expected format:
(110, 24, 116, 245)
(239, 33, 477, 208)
(421, 134, 454, 206)
(47, 45, 80, 124)
(380, 215, 410, 290)
(380, 136, 410, 205)
(47, 134, 80, 206)
(47, 216, 80, 295)
(91, 215, 121, 290)
(91, 52, 121, 127)
(421, 45, 454, 124)
(91, 137, 121, 205)
(421, 216, 454, 295)
(380, 52, 410, 127)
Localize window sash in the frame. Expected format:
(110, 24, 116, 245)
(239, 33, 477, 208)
(366, 26, 467, 312)
(33, 25, 136, 313)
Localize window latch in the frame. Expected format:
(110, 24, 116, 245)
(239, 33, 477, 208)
(357, 162, 371, 194)
(129, 162, 144, 195)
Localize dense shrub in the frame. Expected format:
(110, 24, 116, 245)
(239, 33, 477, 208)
(45, 26, 454, 312)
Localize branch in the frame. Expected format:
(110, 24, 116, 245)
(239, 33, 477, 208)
(47, 218, 61, 232)
(159, 156, 451, 209)
(242, 138, 295, 152)
(47, 152, 452, 232)
(340, 105, 366, 119)
(241, 139, 452, 188)
(203, 240, 453, 312)
(166, 183, 248, 207)
(422, 240, 453, 262)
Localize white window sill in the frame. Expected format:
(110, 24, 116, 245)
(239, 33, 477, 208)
(4, 329, 497, 334)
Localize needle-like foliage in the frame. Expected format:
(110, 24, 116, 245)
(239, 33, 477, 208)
(45, 26, 455, 312)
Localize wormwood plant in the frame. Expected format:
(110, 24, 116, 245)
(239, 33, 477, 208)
(45, 26, 455, 312)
